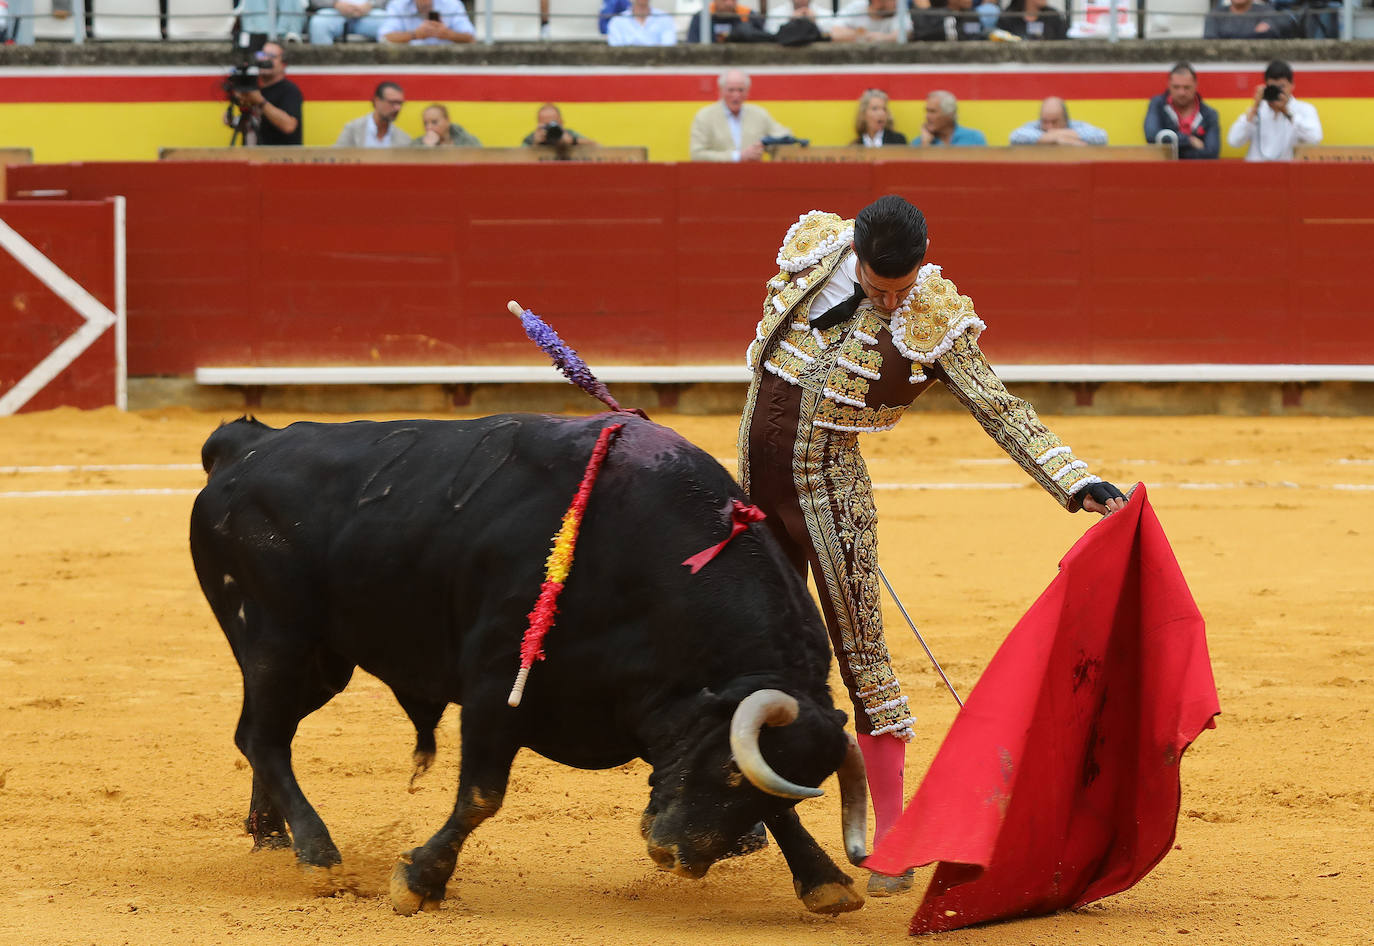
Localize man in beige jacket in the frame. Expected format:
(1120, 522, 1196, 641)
(689, 69, 792, 162)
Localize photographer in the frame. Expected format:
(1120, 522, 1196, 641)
(521, 104, 595, 149)
(227, 43, 304, 147)
(1226, 60, 1322, 162)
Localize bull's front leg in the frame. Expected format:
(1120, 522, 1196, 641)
(389, 727, 518, 914)
(764, 808, 865, 915)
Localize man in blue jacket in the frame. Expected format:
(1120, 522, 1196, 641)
(1144, 62, 1221, 160)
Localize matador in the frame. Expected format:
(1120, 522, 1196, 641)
(738, 196, 1126, 895)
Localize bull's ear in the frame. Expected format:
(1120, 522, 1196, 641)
(696, 687, 731, 713)
(830, 708, 849, 729)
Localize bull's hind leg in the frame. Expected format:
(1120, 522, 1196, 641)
(235, 639, 354, 868)
(764, 808, 864, 915)
(389, 711, 519, 914)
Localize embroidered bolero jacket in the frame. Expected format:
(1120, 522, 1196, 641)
(747, 211, 1102, 510)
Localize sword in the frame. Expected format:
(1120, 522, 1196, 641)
(877, 566, 964, 709)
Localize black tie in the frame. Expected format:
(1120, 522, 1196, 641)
(809, 283, 867, 331)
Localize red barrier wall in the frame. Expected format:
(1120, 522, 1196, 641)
(0, 201, 118, 412)
(8, 161, 1373, 376)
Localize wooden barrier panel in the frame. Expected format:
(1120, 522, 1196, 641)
(1295, 146, 1374, 163)
(158, 145, 649, 164)
(771, 144, 1174, 163)
(5, 160, 1372, 377)
(0, 148, 34, 207)
(0, 200, 120, 413)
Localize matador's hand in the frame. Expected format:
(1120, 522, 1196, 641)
(1080, 480, 1127, 515)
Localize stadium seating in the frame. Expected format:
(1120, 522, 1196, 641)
(165, 0, 235, 39)
(91, 0, 163, 39)
(545, 0, 605, 39)
(473, 0, 544, 40)
(674, 0, 705, 42)
(1139, 0, 1210, 39)
(18, 0, 88, 39)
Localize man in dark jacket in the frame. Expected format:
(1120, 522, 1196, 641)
(1144, 62, 1220, 160)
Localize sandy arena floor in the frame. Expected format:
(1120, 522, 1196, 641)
(0, 406, 1371, 946)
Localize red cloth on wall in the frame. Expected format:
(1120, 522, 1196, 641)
(864, 483, 1219, 934)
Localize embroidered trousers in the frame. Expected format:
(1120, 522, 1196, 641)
(739, 371, 915, 741)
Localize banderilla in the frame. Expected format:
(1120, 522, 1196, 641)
(877, 566, 964, 709)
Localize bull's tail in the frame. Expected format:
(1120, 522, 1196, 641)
(201, 416, 275, 476)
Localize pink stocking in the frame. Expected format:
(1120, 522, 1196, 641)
(856, 732, 907, 845)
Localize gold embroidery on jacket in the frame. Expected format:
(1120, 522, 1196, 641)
(935, 332, 1096, 509)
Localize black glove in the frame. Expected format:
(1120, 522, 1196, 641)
(1080, 481, 1126, 508)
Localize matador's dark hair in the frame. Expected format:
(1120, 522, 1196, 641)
(853, 195, 928, 279)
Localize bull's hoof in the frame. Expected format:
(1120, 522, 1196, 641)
(800, 880, 865, 915)
(865, 868, 916, 898)
(294, 837, 342, 870)
(251, 830, 292, 852)
(389, 856, 444, 915)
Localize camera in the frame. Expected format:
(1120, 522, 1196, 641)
(1262, 84, 1284, 103)
(222, 32, 267, 98)
(427, 9, 441, 20)
(543, 122, 564, 144)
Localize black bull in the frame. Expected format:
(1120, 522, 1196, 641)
(190, 414, 871, 915)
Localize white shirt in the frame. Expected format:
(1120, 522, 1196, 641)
(606, 8, 677, 45)
(725, 106, 743, 159)
(810, 253, 860, 320)
(1226, 97, 1322, 161)
(364, 114, 396, 147)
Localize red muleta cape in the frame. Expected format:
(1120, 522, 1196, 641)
(864, 483, 1220, 934)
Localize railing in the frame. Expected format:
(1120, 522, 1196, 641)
(1, 0, 1368, 43)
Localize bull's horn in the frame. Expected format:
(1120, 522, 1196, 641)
(507, 300, 525, 317)
(836, 733, 869, 866)
(729, 690, 824, 801)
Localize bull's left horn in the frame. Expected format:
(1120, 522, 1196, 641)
(836, 733, 869, 866)
(729, 690, 824, 801)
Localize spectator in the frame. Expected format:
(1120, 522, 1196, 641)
(598, 0, 631, 33)
(1143, 63, 1220, 160)
(335, 82, 411, 148)
(310, 0, 387, 44)
(607, 0, 677, 44)
(1202, 0, 1289, 38)
(413, 104, 481, 147)
(765, 0, 835, 32)
(380, 0, 475, 45)
(911, 0, 987, 41)
(1226, 59, 1322, 162)
(686, 0, 771, 42)
(996, 0, 1066, 39)
(913, 90, 987, 147)
(521, 104, 595, 147)
(227, 42, 304, 147)
(690, 69, 793, 162)
(1009, 97, 1107, 146)
(852, 89, 907, 146)
(830, 0, 904, 43)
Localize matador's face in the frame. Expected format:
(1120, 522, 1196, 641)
(855, 250, 928, 314)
